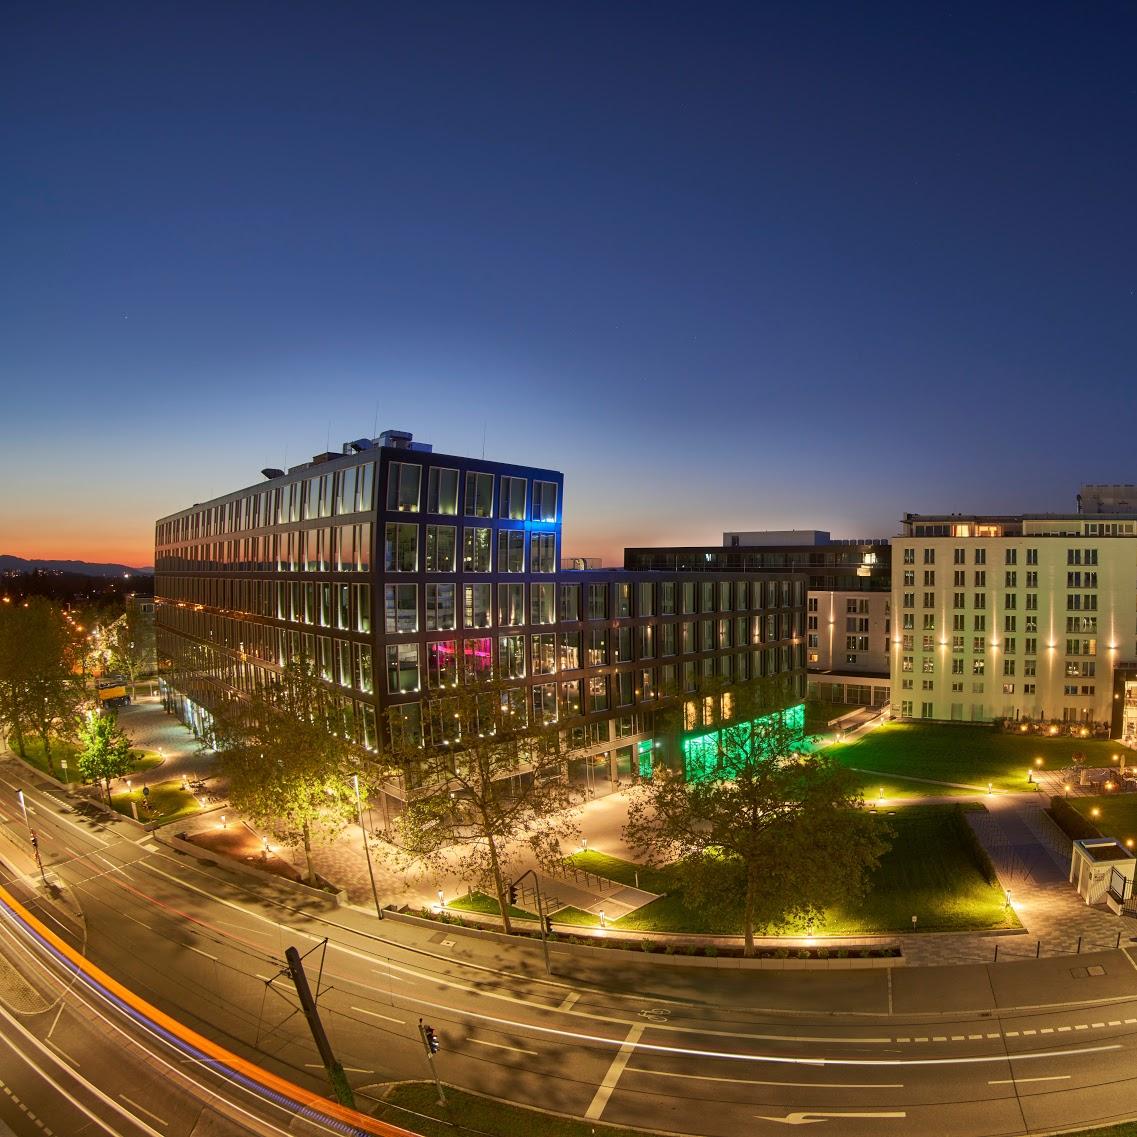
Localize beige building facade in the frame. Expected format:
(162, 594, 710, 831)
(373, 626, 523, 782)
(890, 512, 1137, 732)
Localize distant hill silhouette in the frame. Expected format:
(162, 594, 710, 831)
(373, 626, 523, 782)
(0, 555, 152, 577)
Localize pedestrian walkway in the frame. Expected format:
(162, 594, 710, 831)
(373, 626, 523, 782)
(108, 701, 1137, 966)
(902, 795, 1132, 966)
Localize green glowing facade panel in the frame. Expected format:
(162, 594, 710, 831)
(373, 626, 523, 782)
(681, 702, 805, 782)
(637, 739, 653, 779)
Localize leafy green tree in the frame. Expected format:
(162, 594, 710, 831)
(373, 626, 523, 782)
(77, 711, 134, 802)
(624, 677, 890, 955)
(0, 601, 33, 756)
(212, 657, 378, 885)
(21, 600, 87, 774)
(387, 675, 580, 933)
(0, 599, 86, 767)
(105, 603, 156, 699)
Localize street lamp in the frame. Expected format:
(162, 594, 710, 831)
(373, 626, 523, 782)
(16, 790, 46, 886)
(353, 774, 383, 921)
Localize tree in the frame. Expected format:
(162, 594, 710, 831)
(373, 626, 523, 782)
(77, 711, 134, 802)
(0, 599, 86, 767)
(105, 604, 156, 699)
(624, 676, 890, 956)
(0, 601, 34, 757)
(20, 600, 87, 774)
(387, 675, 580, 934)
(212, 657, 378, 885)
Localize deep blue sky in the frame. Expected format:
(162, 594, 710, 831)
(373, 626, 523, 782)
(2, 2, 1134, 565)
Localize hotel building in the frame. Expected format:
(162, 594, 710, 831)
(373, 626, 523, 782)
(892, 493, 1137, 736)
(154, 431, 806, 803)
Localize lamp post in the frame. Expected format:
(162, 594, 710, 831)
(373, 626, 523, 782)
(16, 790, 47, 886)
(353, 774, 383, 920)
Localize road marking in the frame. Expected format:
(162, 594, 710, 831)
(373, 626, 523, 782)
(42, 1037, 78, 1067)
(351, 1006, 405, 1025)
(466, 1038, 538, 1057)
(585, 1024, 643, 1120)
(372, 969, 409, 983)
(187, 946, 218, 961)
(305, 1063, 373, 1073)
(989, 1075, 1070, 1085)
(756, 1111, 906, 1126)
(559, 991, 580, 1012)
(402, 991, 1123, 1071)
(627, 1069, 903, 1089)
(119, 1093, 168, 1126)
(1120, 947, 1137, 975)
(143, 843, 160, 853)
(1005, 1031, 1019, 1038)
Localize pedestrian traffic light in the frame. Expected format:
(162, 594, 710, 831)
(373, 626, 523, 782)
(508, 881, 518, 906)
(543, 915, 553, 936)
(29, 832, 38, 849)
(423, 1024, 440, 1054)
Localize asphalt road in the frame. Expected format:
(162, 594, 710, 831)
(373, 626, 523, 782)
(5, 757, 1137, 1137)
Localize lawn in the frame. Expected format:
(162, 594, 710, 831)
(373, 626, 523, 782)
(1069, 795, 1137, 845)
(568, 805, 1016, 936)
(368, 1082, 667, 1137)
(446, 891, 537, 922)
(10, 736, 80, 779)
(110, 779, 199, 824)
(826, 722, 1134, 794)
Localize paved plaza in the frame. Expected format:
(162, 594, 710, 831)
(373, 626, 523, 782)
(105, 700, 1137, 964)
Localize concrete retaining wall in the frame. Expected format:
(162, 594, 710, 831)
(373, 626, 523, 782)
(384, 909, 904, 969)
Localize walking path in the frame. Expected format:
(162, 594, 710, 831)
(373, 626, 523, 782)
(105, 702, 1137, 964)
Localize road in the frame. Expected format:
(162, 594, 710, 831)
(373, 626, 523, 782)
(4, 756, 1137, 1137)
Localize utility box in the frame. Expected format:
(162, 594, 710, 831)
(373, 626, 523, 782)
(1070, 838, 1136, 906)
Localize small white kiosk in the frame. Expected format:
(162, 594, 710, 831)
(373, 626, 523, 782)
(1070, 838, 1136, 911)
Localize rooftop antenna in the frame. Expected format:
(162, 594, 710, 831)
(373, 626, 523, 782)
(372, 401, 379, 440)
(482, 421, 486, 460)
(325, 420, 331, 453)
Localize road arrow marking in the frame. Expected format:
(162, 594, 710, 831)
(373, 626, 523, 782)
(757, 1112, 906, 1125)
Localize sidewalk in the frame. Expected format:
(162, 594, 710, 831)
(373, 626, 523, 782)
(112, 702, 1137, 964)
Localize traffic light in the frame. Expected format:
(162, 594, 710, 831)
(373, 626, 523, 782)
(543, 915, 553, 936)
(507, 881, 518, 906)
(29, 832, 38, 849)
(423, 1024, 440, 1055)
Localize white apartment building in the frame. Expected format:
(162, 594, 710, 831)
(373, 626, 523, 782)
(891, 507, 1137, 737)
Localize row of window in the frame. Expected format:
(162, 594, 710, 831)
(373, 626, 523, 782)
(900, 591, 1099, 612)
(156, 461, 562, 551)
(385, 464, 558, 522)
(157, 463, 378, 548)
(900, 545, 1099, 567)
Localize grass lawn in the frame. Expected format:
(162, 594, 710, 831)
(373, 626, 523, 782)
(549, 905, 600, 926)
(826, 722, 1134, 794)
(569, 805, 1015, 936)
(110, 779, 199, 824)
(10, 736, 81, 778)
(446, 891, 536, 921)
(369, 1082, 669, 1137)
(368, 1080, 1137, 1137)
(1069, 795, 1137, 845)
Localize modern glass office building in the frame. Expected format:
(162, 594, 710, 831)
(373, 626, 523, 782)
(154, 431, 805, 803)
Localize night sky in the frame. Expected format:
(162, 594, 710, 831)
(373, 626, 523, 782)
(2, 2, 1134, 567)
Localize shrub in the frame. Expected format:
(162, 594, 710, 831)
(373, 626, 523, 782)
(858, 948, 870, 958)
(797, 949, 811, 959)
(948, 803, 1001, 885)
(817, 946, 830, 959)
(836, 948, 848, 959)
(664, 944, 675, 955)
(775, 947, 789, 959)
(704, 945, 718, 958)
(641, 939, 656, 953)
(1048, 795, 1104, 842)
